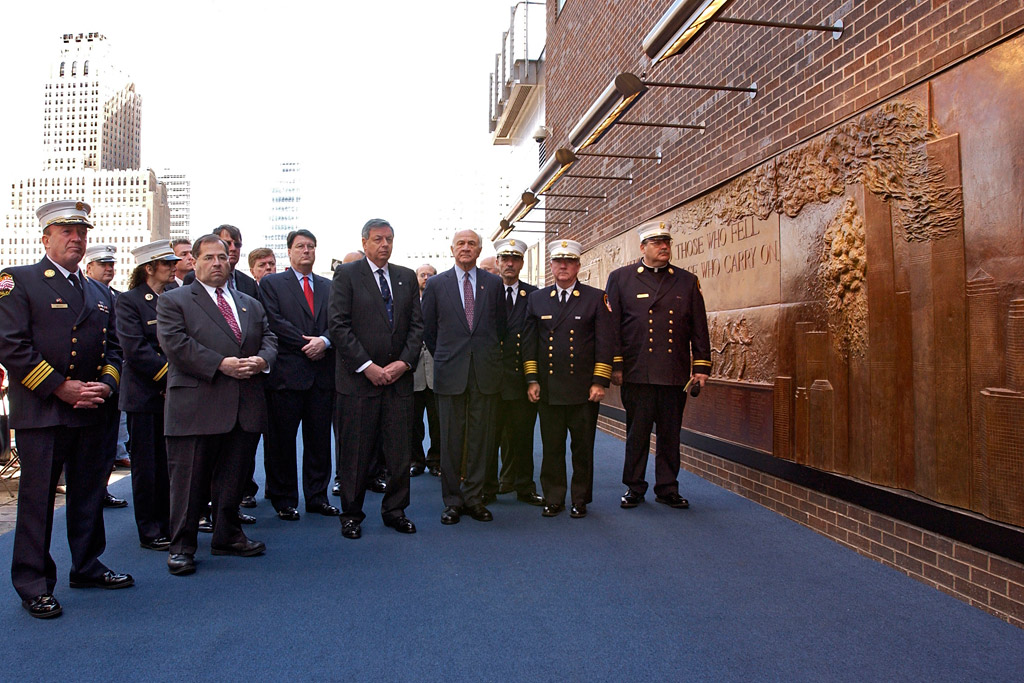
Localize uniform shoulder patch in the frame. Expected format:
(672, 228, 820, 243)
(0, 272, 14, 298)
(604, 293, 612, 312)
(696, 276, 702, 293)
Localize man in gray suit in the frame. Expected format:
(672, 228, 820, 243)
(157, 235, 277, 576)
(410, 264, 440, 477)
(329, 219, 422, 539)
(421, 229, 507, 525)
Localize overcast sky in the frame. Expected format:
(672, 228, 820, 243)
(0, 0, 531, 263)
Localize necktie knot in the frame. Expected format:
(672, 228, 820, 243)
(560, 289, 568, 304)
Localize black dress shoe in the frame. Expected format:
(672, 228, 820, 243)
(276, 506, 300, 521)
(620, 489, 644, 508)
(331, 481, 341, 496)
(211, 539, 265, 556)
(427, 465, 441, 477)
(368, 476, 387, 493)
(237, 510, 256, 524)
(140, 536, 171, 550)
(102, 492, 128, 508)
(198, 515, 213, 533)
(239, 495, 257, 508)
(517, 491, 545, 506)
(466, 504, 493, 522)
(69, 570, 134, 589)
(440, 506, 461, 525)
(410, 465, 425, 477)
(22, 593, 62, 619)
(570, 503, 587, 518)
(307, 502, 341, 517)
(167, 553, 196, 576)
(383, 516, 417, 534)
(655, 493, 690, 509)
(341, 520, 361, 539)
(542, 503, 565, 517)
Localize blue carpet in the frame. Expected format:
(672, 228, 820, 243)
(0, 427, 1022, 681)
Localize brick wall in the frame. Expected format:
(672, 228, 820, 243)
(597, 415, 1024, 628)
(543, 0, 1024, 250)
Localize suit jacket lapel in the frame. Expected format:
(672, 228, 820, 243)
(286, 273, 313, 322)
(191, 280, 239, 345)
(313, 274, 329, 326)
(446, 268, 471, 333)
(231, 289, 250, 345)
(361, 261, 392, 328)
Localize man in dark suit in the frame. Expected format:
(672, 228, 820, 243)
(329, 219, 422, 539)
(184, 225, 259, 517)
(524, 239, 614, 519)
(0, 200, 133, 619)
(157, 234, 277, 576)
(482, 238, 542, 506)
(605, 220, 712, 510)
(259, 229, 338, 521)
(421, 229, 506, 525)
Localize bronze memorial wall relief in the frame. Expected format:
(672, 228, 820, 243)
(582, 37, 1024, 528)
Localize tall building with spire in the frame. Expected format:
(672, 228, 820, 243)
(266, 161, 301, 263)
(1, 32, 169, 290)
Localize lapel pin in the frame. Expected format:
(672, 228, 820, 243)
(241, 307, 247, 312)
(519, 290, 526, 297)
(637, 266, 644, 273)
(145, 293, 154, 301)
(668, 268, 674, 274)
(549, 290, 556, 297)
(44, 269, 56, 278)
(572, 290, 579, 297)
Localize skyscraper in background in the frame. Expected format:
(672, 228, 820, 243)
(157, 168, 191, 241)
(1, 32, 169, 289)
(267, 161, 301, 263)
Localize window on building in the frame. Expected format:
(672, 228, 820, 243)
(71, 61, 77, 76)
(59, 62, 65, 77)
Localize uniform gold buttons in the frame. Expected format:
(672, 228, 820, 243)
(668, 310, 673, 315)
(71, 351, 77, 356)
(69, 365, 75, 370)
(548, 346, 553, 350)
(649, 348, 653, 352)
(668, 339, 673, 343)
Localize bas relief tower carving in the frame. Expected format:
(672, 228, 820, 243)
(582, 40, 1024, 528)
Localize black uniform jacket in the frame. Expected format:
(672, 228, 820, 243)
(605, 260, 712, 385)
(115, 283, 168, 414)
(499, 281, 538, 401)
(0, 257, 121, 429)
(523, 282, 613, 405)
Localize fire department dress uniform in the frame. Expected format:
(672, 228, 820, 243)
(523, 240, 614, 515)
(0, 200, 129, 617)
(605, 221, 712, 507)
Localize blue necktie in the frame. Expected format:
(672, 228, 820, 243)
(378, 269, 393, 326)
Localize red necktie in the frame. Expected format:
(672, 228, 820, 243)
(303, 275, 314, 315)
(215, 287, 242, 344)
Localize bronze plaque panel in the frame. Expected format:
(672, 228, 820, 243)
(674, 213, 782, 311)
(682, 380, 773, 453)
